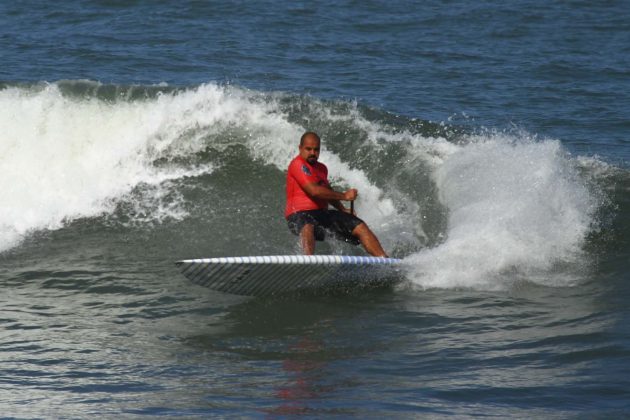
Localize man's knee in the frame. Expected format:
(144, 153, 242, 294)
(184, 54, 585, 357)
(300, 223, 315, 236)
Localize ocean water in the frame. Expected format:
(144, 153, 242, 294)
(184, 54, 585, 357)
(1, 0, 629, 417)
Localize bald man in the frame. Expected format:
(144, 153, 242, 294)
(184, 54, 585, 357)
(285, 131, 388, 257)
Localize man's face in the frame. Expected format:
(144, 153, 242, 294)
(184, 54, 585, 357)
(299, 136, 320, 165)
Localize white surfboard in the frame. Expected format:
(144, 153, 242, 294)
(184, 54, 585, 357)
(176, 255, 403, 296)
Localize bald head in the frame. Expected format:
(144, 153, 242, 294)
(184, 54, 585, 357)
(300, 131, 320, 146)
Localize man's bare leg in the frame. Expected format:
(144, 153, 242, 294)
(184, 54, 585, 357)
(352, 223, 388, 257)
(300, 224, 316, 255)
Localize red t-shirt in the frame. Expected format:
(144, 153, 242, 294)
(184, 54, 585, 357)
(285, 156, 330, 218)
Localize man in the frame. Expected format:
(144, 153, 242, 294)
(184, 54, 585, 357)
(285, 131, 388, 257)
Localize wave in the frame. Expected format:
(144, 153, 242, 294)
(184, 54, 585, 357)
(0, 80, 620, 289)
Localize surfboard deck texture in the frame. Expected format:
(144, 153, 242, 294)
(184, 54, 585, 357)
(176, 255, 403, 297)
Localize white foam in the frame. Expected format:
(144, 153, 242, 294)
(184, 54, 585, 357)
(404, 132, 598, 289)
(0, 84, 216, 251)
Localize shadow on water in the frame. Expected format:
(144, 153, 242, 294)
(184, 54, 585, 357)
(182, 288, 403, 416)
(184, 286, 400, 354)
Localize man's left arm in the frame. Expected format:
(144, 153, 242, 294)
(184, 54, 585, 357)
(322, 169, 354, 214)
(328, 188, 353, 214)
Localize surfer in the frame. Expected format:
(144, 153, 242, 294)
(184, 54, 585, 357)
(285, 131, 388, 257)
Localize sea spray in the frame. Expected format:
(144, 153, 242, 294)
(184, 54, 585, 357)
(405, 133, 599, 289)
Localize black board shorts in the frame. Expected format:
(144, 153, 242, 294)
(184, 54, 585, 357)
(287, 209, 364, 245)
